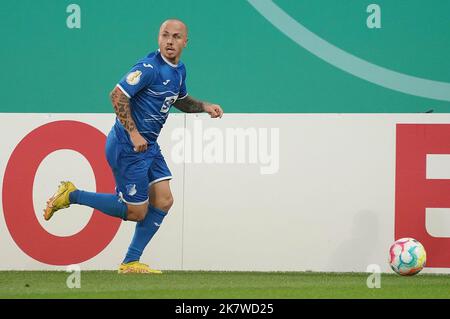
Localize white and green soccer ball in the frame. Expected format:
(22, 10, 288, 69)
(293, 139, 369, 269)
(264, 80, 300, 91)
(389, 238, 426, 276)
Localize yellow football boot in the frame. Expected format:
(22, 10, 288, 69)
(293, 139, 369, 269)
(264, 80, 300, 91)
(43, 181, 77, 221)
(118, 261, 162, 274)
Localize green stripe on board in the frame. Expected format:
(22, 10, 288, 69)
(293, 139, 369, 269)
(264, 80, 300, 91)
(1, 0, 449, 113)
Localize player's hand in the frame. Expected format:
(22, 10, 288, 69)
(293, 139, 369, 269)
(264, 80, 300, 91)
(130, 131, 148, 152)
(204, 103, 223, 118)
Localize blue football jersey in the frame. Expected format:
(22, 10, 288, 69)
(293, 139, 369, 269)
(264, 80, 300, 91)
(114, 49, 188, 144)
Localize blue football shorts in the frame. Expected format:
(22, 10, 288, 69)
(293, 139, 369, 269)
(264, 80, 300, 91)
(105, 128, 172, 205)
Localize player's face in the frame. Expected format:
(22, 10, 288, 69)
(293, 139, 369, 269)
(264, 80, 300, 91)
(158, 21, 188, 64)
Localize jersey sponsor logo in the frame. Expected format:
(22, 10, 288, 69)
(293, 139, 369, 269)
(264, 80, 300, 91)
(163, 79, 171, 85)
(126, 70, 142, 85)
(161, 95, 178, 113)
(143, 63, 153, 68)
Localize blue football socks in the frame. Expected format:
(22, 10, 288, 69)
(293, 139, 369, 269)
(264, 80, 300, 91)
(69, 190, 128, 220)
(123, 205, 167, 263)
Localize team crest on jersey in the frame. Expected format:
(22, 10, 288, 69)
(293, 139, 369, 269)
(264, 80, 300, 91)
(161, 95, 178, 113)
(126, 184, 137, 196)
(126, 70, 142, 85)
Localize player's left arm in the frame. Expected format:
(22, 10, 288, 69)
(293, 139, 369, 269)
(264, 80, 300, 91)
(174, 95, 223, 118)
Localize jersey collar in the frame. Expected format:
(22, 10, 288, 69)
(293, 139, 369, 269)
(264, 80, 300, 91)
(158, 49, 179, 68)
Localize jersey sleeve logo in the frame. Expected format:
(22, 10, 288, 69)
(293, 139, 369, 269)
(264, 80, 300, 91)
(126, 70, 142, 85)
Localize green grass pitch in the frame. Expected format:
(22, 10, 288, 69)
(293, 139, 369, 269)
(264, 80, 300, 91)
(0, 271, 449, 299)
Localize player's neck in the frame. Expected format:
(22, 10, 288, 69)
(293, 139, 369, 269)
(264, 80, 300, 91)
(160, 52, 179, 67)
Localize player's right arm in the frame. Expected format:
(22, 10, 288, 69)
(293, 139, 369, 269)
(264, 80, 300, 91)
(111, 62, 156, 152)
(109, 87, 148, 152)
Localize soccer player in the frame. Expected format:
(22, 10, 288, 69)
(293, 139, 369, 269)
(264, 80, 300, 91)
(44, 19, 223, 274)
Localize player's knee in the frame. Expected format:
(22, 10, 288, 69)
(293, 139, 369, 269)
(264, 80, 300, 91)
(134, 212, 146, 222)
(164, 194, 174, 212)
(154, 193, 174, 212)
(126, 203, 149, 222)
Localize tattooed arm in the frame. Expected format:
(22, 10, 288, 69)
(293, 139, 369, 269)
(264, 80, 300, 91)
(174, 95, 223, 118)
(173, 95, 205, 113)
(110, 87, 148, 152)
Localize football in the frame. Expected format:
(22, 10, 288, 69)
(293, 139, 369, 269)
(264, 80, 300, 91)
(389, 238, 426, 276)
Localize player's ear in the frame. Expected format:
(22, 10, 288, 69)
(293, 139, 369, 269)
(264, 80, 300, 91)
(184, 37, 188, 48)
